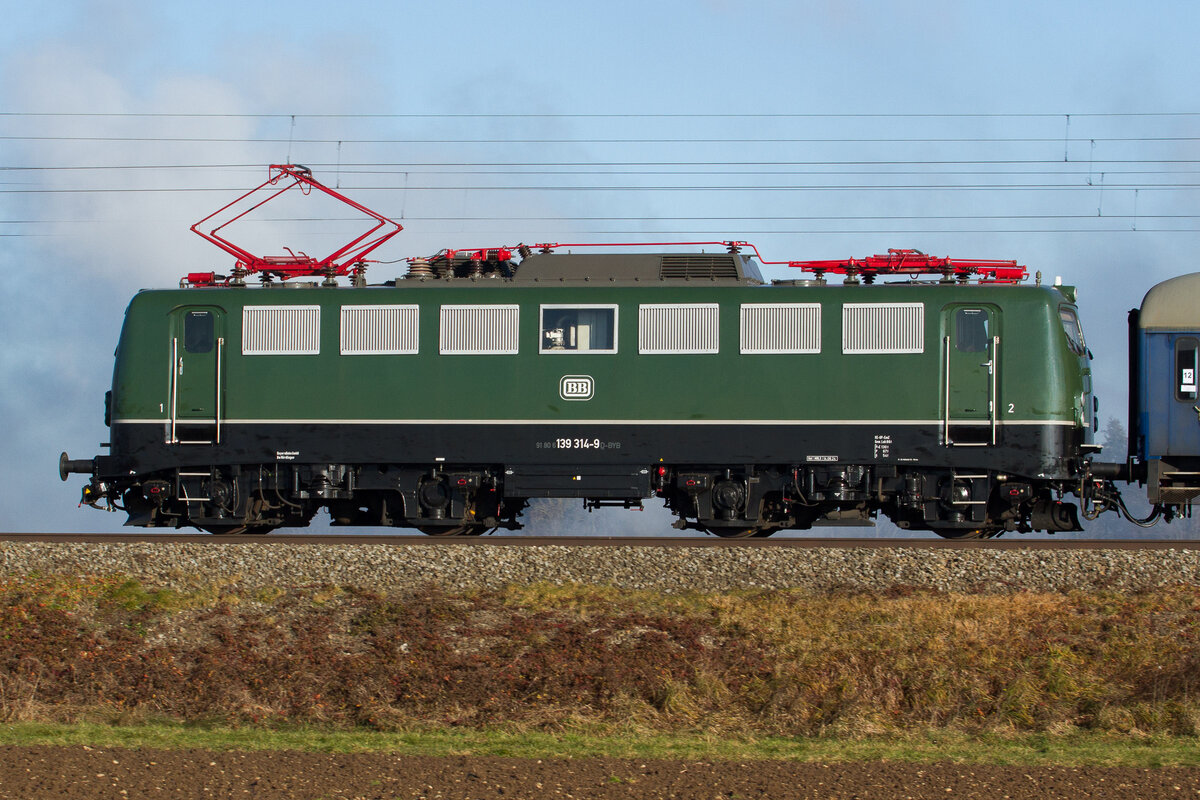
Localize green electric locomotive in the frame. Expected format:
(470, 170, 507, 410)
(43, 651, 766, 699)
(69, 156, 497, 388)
(61, 254, 1099, 537)
(59, 166, 1111, 537)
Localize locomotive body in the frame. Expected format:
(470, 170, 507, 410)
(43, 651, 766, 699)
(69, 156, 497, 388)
(67, 250, 1098, 537)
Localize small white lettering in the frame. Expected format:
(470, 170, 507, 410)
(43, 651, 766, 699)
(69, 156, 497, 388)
(873, 434, 893, 459)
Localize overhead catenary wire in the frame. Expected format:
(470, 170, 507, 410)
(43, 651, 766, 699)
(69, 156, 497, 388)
(7, 166, 1200, 178)
(4, 134, 1200, 145)
(1, 183, 1198, 193)
(1, 112, 1195, 240)
(6, 214, 1200, 224)
(8, 159, 1200, 171)
(2, 111, 1199, 119)
(6, 227, 1198, 237)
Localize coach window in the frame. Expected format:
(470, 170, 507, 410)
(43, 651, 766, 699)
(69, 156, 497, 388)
(539, 305, 617, 353)
(184, 310, 214, 354)
(1177, 338, 1198, 401)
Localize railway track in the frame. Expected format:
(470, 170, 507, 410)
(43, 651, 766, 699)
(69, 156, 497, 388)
(4, 532, 1200, 549)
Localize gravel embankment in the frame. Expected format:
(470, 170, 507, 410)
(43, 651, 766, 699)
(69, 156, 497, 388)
(2, 541, 1199, 593)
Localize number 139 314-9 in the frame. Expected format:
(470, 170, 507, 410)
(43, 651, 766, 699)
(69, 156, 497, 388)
(557, 438, 601, 449)
(534, 438, 622, 450)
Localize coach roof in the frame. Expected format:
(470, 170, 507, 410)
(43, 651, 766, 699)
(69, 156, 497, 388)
(1140, 272, 1200, 330)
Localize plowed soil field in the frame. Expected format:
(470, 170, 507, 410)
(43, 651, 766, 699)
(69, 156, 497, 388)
(3, 746, 1200, 799)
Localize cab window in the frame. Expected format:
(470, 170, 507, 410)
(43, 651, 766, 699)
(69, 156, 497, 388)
(1059, 306, 1086, 356)
(540, 305, 617, 353)
(184, 311, 214, 354)
(955, 308, 989, 353)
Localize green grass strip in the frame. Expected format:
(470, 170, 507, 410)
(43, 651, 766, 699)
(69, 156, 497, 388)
(1, 723, 1199, 768)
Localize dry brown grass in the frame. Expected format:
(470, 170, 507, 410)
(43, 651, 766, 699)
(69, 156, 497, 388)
(1, 575, 1198, 738)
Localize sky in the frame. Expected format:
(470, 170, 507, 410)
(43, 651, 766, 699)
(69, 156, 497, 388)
(2, 0, 1199, 534)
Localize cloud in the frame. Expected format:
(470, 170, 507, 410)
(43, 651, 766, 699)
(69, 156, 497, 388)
(0, 12, 406, 531)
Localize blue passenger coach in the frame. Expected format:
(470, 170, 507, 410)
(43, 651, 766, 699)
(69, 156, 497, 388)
(1132, 273, 1200, 505)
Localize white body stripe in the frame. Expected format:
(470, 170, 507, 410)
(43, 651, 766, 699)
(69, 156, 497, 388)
(114, 417, 1077, 427)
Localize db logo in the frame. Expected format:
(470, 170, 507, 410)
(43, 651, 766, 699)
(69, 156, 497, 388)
(559, 375, 594, 401)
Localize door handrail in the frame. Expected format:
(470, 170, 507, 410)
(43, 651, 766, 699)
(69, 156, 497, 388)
(943, 335, 951, 445)
(215, 337, 224, 444)
(990, 335, 1000, 445)
(169, 337, 179, 444)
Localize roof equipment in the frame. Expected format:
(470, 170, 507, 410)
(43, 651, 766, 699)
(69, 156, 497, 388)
(185, 164, 402, 287)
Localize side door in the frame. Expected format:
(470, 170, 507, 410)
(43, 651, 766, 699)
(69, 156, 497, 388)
(1167, 335, 1200, 456)
(942, 305, 999, 446)
(168, 307, 225, 444)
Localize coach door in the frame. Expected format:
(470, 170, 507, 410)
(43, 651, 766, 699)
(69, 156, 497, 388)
(942, 306, 999, 446)
(168, 307, 225, 444)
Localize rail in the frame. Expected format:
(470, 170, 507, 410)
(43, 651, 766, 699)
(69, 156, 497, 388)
(4, 533, 1200, 549)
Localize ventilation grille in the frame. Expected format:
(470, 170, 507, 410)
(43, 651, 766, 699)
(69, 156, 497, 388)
(340, 305, 419, 355)
(740, 303, 821, 354)
(842, 302, 924, 354)
(639, 304, 719, 354)
(658, 255, 739, 280)
(439, 305, 520, 354)
(242, 305, 320, 355)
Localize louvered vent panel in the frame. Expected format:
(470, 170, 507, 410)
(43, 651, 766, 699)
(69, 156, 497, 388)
(638, 304, 719, 354)
(740, 303, 821, 354)
(842, 303, 924, 354)
(439, 305, 520, 354)
(340, 305, 419, 355)
(242, 305, 321, 355)
(658, 255, 739, 280)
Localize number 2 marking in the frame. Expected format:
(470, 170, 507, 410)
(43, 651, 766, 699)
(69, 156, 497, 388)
(1007, 403, 1015, 413)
